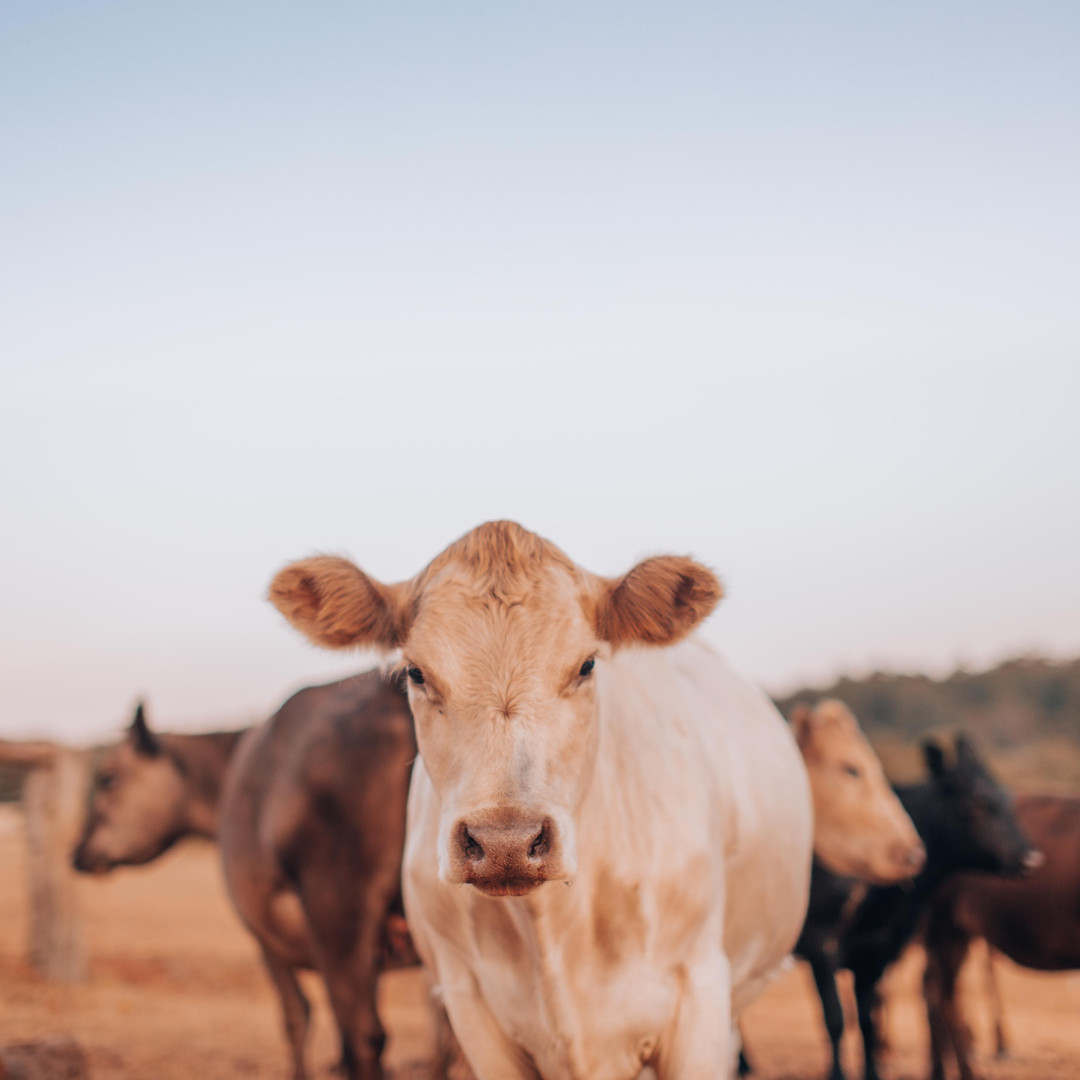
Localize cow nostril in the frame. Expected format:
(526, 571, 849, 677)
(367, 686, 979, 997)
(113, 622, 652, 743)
(462, 827, 483, 862)
(529, 821, 551, 860)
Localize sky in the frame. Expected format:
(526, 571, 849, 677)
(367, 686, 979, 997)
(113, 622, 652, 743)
(2, 3, 1078, 742)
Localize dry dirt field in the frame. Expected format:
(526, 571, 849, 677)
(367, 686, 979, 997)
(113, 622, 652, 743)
(1, 806, 1078, 1080)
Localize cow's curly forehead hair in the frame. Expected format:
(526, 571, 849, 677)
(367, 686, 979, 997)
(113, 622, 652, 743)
(414, 520, 579, 603)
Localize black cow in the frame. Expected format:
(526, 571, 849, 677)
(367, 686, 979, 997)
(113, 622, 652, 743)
(797, 735, 1039, 1080)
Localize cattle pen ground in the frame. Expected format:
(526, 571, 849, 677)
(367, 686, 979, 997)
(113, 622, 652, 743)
(1, 809, 1078, 1080)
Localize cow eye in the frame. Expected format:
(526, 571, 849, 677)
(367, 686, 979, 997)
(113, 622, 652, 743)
(579, 657, 596, 678)
(843, 764, 861, 779)
(98, 772, 117, 791)
(407, 666, 425, 686)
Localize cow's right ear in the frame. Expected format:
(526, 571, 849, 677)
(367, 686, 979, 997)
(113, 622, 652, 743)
(128, 702, 160, 757)
(269, 556, 411, 650)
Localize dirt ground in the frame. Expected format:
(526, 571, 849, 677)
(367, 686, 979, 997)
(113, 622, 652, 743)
(2, 806, 1078, 1080)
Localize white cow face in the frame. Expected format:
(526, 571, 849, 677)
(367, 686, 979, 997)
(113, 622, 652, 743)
(401, 559, 601, 895)
(269, 521, 721, 898)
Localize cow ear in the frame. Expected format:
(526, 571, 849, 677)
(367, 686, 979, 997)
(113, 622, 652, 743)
(269, 555, 411, 650)
(954, 733, 977, 767)
(128, 702, 161, 758)
(595, 555, 722, 648)
(923, 739, 948, 780)
(790, 703, 814, 748)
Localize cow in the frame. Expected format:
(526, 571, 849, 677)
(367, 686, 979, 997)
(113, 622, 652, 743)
(738, 699, 925, 1076)
(72, 702, 244, 872)
(72, 686, 454, 1080)
(268, 520, 815, 1080)
(796, 735, 1040, 1080)
(922, 793, 1079, 1080)
(219, 670, 423, 1080)
(790, 700, 925, 884)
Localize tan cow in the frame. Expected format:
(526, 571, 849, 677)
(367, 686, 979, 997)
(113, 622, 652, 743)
(73, 703, 242, 871)
(270, 521, 813, 1080)
(792, 700, 924, 884)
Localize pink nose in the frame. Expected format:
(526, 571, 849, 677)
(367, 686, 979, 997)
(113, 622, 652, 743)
(1022, 849, 1045, 872)
(454, 812, 558, 896)
(889, 840, 926, 874)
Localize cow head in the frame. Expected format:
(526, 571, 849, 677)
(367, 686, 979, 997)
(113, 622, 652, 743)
(792, 700, 924, 884)
(922, 734, 1042, 876)
(270, 521, 721, 898)
(72, 703, 190, 873)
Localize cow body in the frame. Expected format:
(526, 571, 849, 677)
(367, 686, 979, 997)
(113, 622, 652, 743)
(923, 793, 1080, 1080)
(220, 671, 418, 1080)
(405, 636, 811, 1080)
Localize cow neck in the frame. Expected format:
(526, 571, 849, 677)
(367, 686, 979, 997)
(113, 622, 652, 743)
(517, 889, 593, 1079)
(899, 783, 968, 890)
(161, 729, 246, 839)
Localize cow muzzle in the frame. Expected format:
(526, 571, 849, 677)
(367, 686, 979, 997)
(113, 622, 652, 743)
(448, 808, 567, 897)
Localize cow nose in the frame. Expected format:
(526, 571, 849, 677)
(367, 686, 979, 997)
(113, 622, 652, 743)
(889, 840, 926, 874)
(460, 817, 552, 866)
(1022, 848, 1045, 873)
(454, 812, 558, 895)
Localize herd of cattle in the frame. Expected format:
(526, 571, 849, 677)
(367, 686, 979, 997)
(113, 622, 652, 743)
(69, 522, 1080, 1080)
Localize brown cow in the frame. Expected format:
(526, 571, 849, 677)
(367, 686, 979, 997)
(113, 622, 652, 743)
(219, 670, 420, 1080)
(923, 793, 1078, 1080)
(74, 688, 458, 1080)
(73, 703, 243, 871)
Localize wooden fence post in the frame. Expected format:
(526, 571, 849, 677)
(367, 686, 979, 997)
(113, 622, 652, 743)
(21, 749, 88, 983)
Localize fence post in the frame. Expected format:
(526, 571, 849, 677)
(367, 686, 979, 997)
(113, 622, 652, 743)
(22, 749, 88, 983)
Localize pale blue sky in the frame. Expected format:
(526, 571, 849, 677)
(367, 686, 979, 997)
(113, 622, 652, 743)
(3, 4, 1078, 740)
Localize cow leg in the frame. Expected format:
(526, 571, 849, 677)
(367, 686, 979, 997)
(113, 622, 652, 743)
(299, 880, 389, 1080)
(432, 996, 478, 1080)
(807, 952, 847, 1080)
(852, 965, 884, 1080)
(984, 944, 1009, 1059)
(654, 952, 732, 1080)
(925, 908, 980, 1080)
(259, 944, 311, 1080)
(940, 946, 979, 1080)
(438, 970, 540, 1080)
(924, 945, 954, 1080)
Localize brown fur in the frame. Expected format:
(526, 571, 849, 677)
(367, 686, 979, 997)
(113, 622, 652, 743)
(923, 794, 1080, 1080)
(416, 520, 577, 599)
(220, 671, 422, 1080)
(268, 555, 411, 649)
(591, 865, 648, 968)
(596, 555, 723, 648)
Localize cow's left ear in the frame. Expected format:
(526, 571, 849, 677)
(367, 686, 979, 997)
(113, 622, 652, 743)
(128, 702, 161, 758)
(595, 555, 722, 648)
(790, 703, 814, 748)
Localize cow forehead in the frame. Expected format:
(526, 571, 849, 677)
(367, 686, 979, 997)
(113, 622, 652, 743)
(407, 561, 598, 689)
